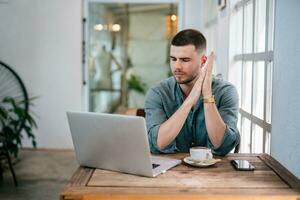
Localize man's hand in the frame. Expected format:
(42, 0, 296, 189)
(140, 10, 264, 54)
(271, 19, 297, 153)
(185, 59, 208, 107)
(201, 52, 227, 148)
(202, 52, 215, 98)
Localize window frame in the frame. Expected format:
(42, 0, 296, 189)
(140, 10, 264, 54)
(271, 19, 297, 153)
(229, 0, 274, 154)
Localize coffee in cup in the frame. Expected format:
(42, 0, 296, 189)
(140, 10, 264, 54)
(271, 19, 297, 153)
(190, 147, 213, 162)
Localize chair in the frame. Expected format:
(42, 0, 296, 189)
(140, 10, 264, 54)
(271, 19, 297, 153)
(135, 108, 240, 153)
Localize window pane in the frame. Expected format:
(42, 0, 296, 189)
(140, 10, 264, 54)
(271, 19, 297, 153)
(229, 8, 243, 55)
(229, 61, 242, 107)
(241, 117, 251, 153)
(265, 131, 271, 154)
(268, 0, 275, 51)
(253, 61, 265, 119)
(243, 1, 253, 54)
(241, 61, 252, 113)
(266, 61, 273, 123)
(252, 124, 263, 153)
(254, 0, 266, 52)
(238, 112, 241, 134)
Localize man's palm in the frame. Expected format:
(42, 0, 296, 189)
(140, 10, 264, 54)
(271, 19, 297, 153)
(202, 52, 215, 98)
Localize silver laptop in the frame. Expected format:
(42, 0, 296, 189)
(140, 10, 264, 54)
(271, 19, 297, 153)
(66, 111, 181, 177)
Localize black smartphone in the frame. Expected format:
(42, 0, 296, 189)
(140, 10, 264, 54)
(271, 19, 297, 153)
(230, 160, 255, 171)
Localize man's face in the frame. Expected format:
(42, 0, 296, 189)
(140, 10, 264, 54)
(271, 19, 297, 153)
(170, 45, 203, 85)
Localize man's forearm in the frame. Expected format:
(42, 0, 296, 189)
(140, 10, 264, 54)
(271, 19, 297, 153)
(204, 103, 226, 148)
(157, 100, 193, 149)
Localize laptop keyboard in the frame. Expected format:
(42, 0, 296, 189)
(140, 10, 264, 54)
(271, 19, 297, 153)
(152, 163, 160, 169)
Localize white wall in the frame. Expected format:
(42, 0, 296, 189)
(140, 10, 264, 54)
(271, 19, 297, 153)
(0, 0, 82, 149)
(271, 0, 300, 179)
(182, 0, 203, 31)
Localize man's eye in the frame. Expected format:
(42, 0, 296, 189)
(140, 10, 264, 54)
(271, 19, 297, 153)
(182, 58, 190, 62)
(170, 58, 176, 61)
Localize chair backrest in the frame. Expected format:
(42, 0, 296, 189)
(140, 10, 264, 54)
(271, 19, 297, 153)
(234, 138, 240, 153)
(136, 108, 145, 118)
(135, 108, 240, 153)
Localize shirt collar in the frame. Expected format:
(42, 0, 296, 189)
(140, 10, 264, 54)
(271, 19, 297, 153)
(175, 82, 185, 103)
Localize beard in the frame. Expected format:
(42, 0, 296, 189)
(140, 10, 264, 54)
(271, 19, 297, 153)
(174, 73, 198, 84)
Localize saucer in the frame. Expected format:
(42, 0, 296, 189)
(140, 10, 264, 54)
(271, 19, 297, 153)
(183, 156, 221, 167)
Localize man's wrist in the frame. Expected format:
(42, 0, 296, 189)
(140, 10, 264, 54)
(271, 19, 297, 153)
(203, 95, 215, 104)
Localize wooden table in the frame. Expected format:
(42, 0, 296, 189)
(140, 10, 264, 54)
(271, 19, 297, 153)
(60, 153, 300, 200)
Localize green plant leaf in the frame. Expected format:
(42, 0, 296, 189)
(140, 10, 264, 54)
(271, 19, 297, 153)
(0, 105, 8, 119)
(0, 96, 38, 157)
(26, 113, 38, 128)
(127, 74, 147, 94)
(32, 140, 37, 148)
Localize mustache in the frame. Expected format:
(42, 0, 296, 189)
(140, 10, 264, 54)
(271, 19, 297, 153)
(173, 70, 186, 75)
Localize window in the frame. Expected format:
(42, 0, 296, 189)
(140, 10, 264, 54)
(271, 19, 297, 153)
(228, 0, 275, 154)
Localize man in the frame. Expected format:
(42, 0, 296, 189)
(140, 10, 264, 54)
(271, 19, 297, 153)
(144, 29, 239, 156)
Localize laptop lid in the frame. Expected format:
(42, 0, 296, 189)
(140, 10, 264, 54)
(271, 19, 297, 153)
(67, 111, 155, 177)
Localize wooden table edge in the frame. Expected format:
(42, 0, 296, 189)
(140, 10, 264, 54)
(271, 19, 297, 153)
(82, 194, 300, 200)
(258, 154, 300, 189)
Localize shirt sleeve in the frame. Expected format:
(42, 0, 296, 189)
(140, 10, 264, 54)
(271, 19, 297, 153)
(144, 88, 178, 154)
(207, 84, 240, 156)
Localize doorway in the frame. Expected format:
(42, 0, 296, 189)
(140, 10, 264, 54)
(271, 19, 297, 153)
(82, 0, 182, 113)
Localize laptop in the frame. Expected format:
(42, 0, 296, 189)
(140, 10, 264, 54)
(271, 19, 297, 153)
(66, 111, 181, 177)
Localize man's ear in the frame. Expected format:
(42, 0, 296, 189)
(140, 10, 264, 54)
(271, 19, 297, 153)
(201, 55, 207, 65)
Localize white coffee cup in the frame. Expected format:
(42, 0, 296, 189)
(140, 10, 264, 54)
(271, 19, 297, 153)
(190, 147, 213, 162)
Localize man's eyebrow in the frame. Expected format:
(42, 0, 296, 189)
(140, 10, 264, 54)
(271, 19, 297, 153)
(180, 57, 191, 60)
(169, 56, 191, 60)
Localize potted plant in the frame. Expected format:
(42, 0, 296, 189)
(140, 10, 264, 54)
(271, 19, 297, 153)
(0, 97, 37, 158)
(127, 74, 147, 95)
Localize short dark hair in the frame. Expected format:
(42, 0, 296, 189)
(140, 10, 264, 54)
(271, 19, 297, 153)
(171, 29, 206, 53)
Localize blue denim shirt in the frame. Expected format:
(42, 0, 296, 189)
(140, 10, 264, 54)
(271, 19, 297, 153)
(144, 77, 240, 156)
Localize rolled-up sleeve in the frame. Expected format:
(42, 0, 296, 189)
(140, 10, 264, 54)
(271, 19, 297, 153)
(144, 88, 178, 154)
(208, 84, 240, 156)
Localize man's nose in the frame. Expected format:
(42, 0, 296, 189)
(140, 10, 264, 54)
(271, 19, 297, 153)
(174, 60, 182, 70)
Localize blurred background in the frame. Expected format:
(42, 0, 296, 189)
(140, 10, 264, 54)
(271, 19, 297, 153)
(0, 0, 299, 197)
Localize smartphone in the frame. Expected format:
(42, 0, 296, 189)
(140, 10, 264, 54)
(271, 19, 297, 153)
(230, 160, 255, 171)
